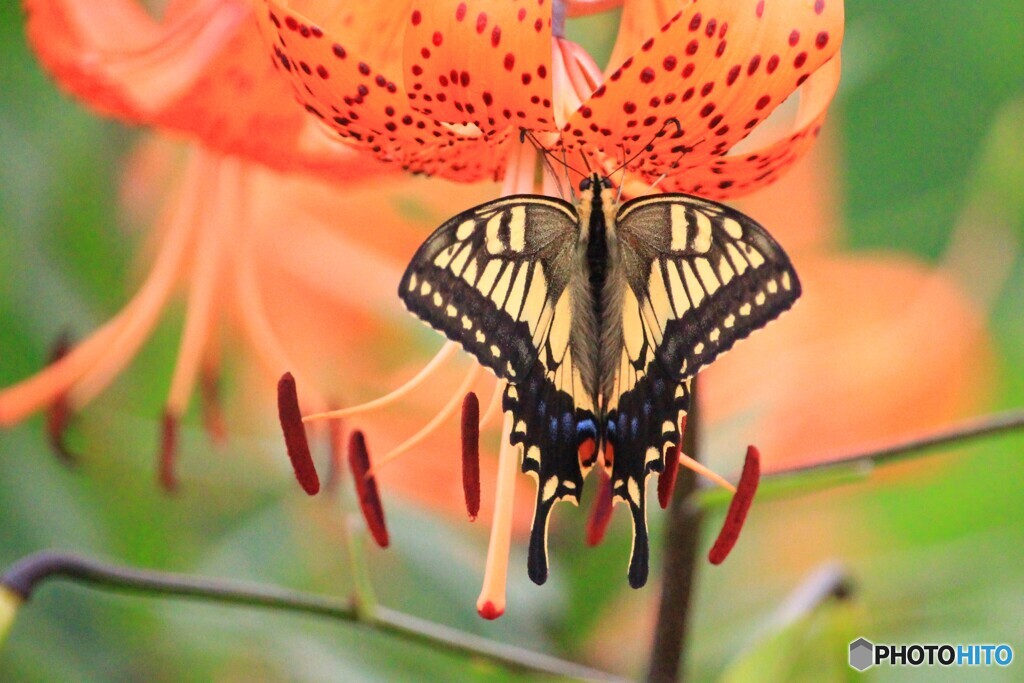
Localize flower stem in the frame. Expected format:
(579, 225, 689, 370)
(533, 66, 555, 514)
(647, 378, 703, 682)
(0, 551, 625, 681)
(767, 408, 1024, 479)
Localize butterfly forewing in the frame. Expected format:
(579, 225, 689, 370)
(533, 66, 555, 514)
(400, 195, 578, 380)
(614, 194, 801, 382)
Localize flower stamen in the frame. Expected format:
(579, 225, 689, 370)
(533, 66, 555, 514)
(277, 372, 320, 496)
(657, 415, 687, 509)
(461, 392, 481, 521)
(478, 378, 505, 430)
(159, 411, 178, 491)
(44, 332, 77, 465)
(302, 341, 459, 423)
(348, 430, 389, 548)
(367, 363, 483, 475)
(709, 445, 761, 565)
(476, 412, 517, 620)
(585, 468, 614, 546)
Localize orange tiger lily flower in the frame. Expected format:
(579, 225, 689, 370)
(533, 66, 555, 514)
(1, 0, 409, 487)
(259, 0, 845, 617)
(256, 0, 842, 197)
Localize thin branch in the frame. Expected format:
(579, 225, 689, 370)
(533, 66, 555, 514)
(0, 551, 626, 682)
(698, 408, 1024, 508)
(768, 408, 1024, 479)
(648, 379, 703, 682)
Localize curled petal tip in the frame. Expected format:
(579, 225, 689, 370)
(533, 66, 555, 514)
(585, 469, 614, 546)
(477, 600, 504, 620)
(709, 445, 761, 565)
(277, 372, 320, 496)
(461, 392, 481, 521)
(348, 431, 389, 548)
(159, 412, 179, 492)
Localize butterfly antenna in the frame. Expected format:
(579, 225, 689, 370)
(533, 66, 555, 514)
(560, 147, 577, 203)
(520, 128, 587, 198)
(649, 136, 708, 191)
(605, 117, 684, 182)
(519, 128, 567, 198)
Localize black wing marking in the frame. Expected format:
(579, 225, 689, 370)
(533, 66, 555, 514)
(605, 194, 801, 587)
(399, 195, 598, 585)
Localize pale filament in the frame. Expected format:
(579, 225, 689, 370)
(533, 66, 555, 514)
(476, 411, 518, 618)
(164, 156, 238, 416)
(302, 341, 459, 423)
(232, 166, 329, 417)
(71, 151, 217, 406)
(500, 139, 539, 197)
(367, 362, 484, 475)
(678, 452, 737, 494)
(478, 378, 505, 430)
(0, 147, 206, 423)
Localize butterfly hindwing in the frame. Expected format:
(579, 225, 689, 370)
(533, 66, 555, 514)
(604, 194, 801, 587)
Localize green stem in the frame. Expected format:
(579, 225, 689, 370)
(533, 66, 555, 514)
(0, 551, 626, 682)
(647, 378, 703, 682)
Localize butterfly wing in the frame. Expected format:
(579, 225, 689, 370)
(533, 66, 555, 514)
(605, 194, 801, 587)
(399, 195, 599, 585)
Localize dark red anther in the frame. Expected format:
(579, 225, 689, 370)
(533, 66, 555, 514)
(461, 392, 481, 521)
(199, 365, 227, 445)
(709, 445, 761, 565)
(44, 332, 76, 465)
(658, 415, 687, 509)
(348, 430, 389, 548)
(159, 412, 178, 492)
(585, 468, 614, 546)
(277, 372, 320, 495)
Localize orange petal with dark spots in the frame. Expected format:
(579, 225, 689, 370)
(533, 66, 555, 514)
(660, 55, 840, 198)
(256, 0, 508, 181)
(348, 430, 389, 548)
(277, 372, 320, 496)
(461, 392, 481, 521)
(585, 468, 614, 546)
(402, 0, 557, 133)
(708, 445, 760, 564)
(158, 411, 179, 492)
(563, 0, 843, 191)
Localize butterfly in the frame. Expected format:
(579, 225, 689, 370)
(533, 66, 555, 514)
(399, 173, 800, 588)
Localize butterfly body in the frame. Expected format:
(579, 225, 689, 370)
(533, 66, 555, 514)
(400, 174, 800, 588)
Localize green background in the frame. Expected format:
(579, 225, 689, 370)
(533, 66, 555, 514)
(1, 1, 1022, 681)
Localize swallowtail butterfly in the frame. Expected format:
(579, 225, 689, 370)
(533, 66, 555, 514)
(399, 174, 800, 587)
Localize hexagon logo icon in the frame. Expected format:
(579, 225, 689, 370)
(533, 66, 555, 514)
(849, 638, 874, 671)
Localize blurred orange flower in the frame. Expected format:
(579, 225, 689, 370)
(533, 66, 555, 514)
(1, 0, 400, 487)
